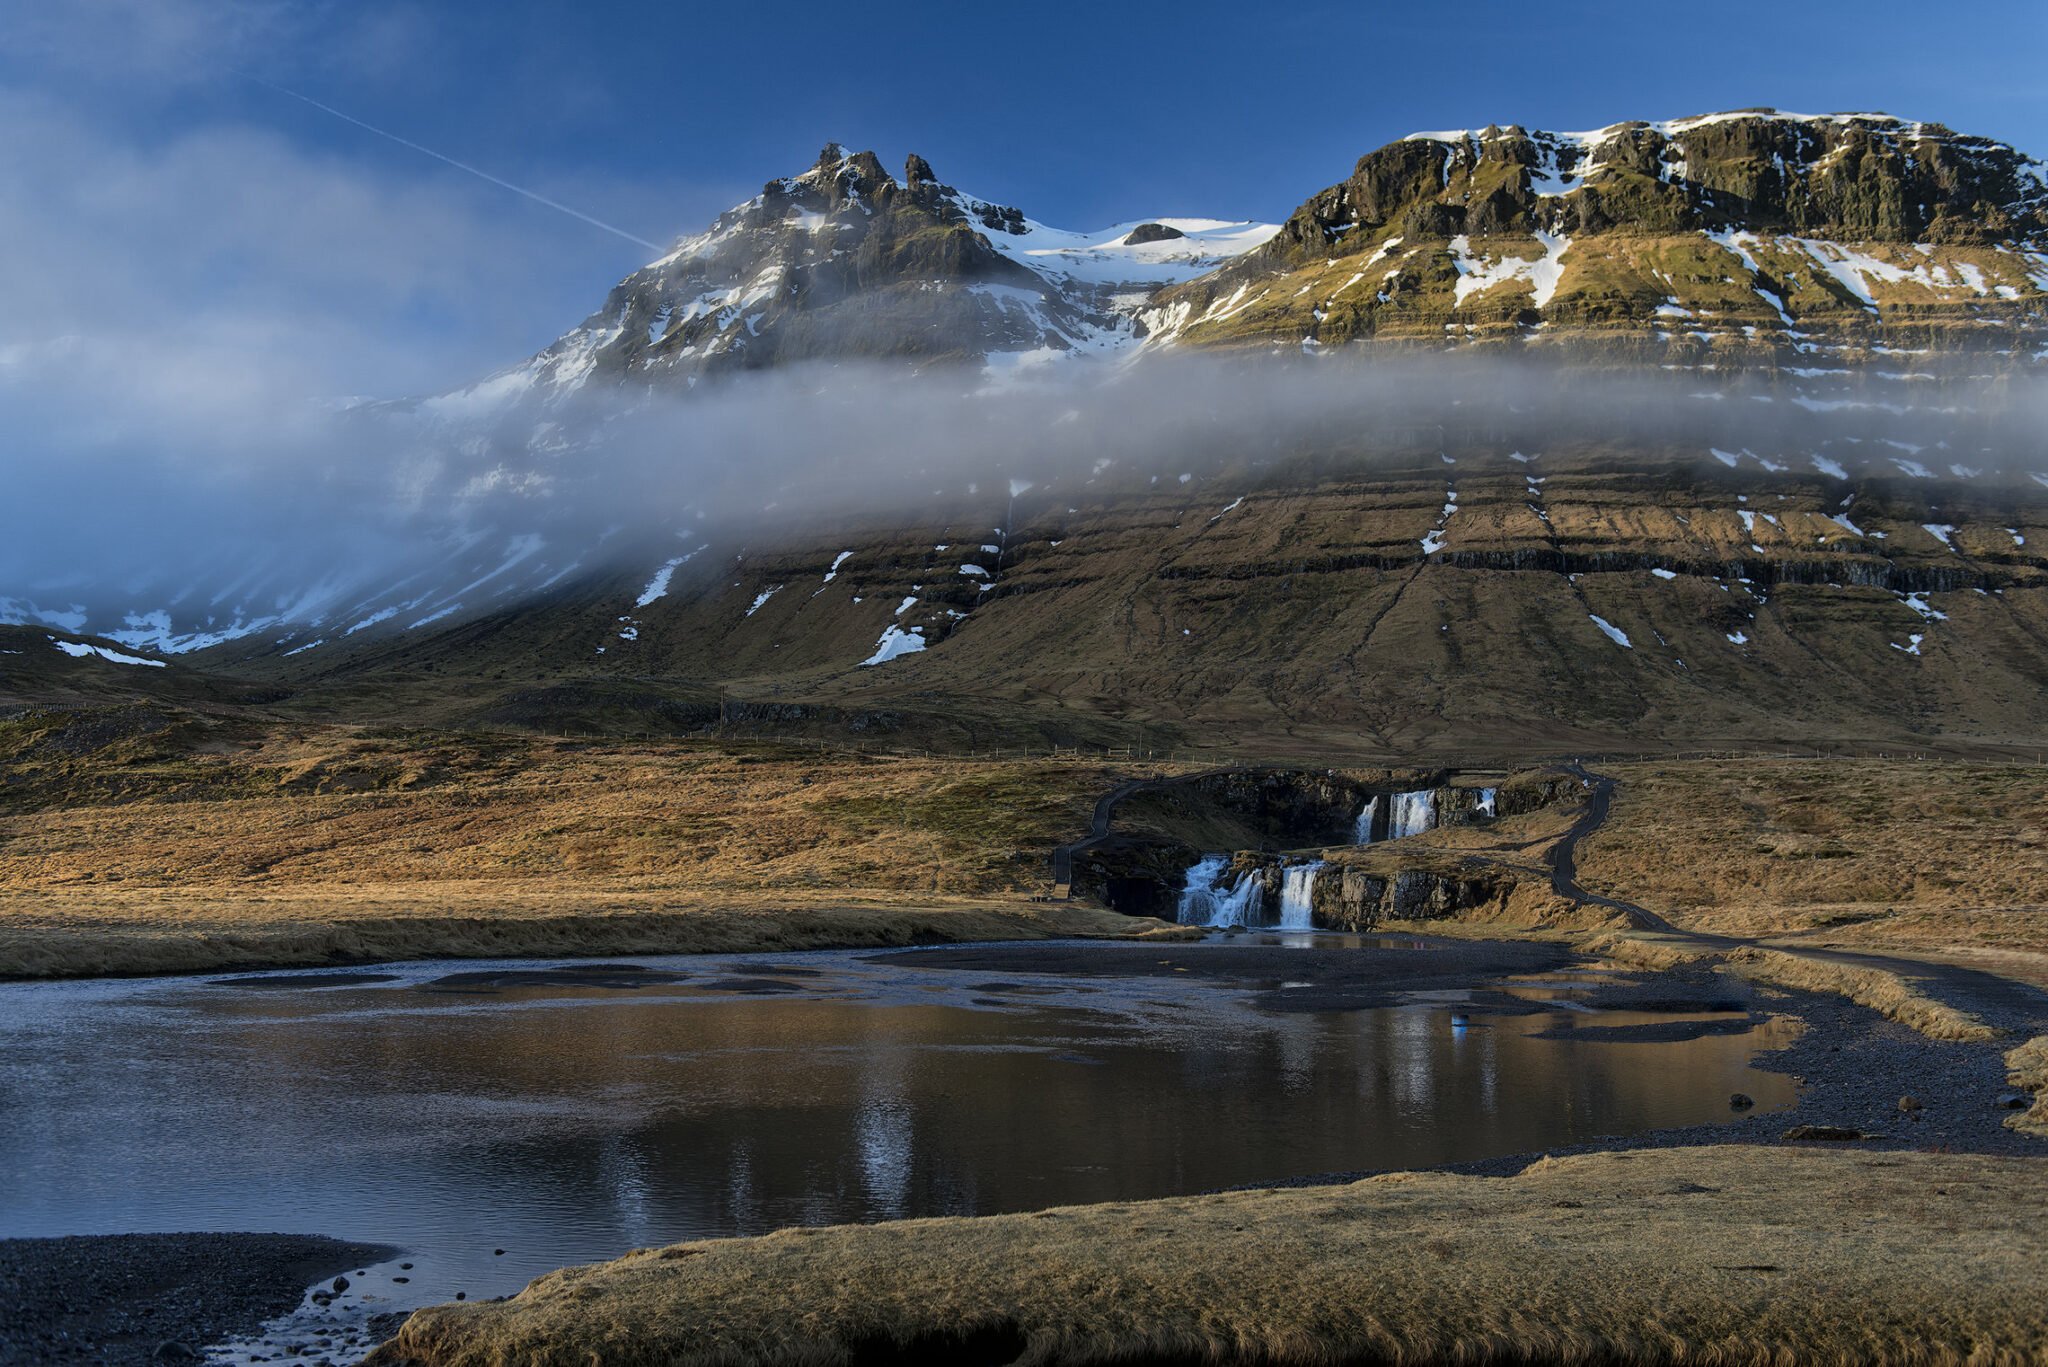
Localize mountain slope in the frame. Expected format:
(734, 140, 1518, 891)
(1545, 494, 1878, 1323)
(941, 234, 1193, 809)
(212, 421, 2048, 758)
(1146, 110, 2048, 366)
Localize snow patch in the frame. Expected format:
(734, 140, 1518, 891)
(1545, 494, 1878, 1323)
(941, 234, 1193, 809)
(636, 550, 699, 606)
(49, 637, 166, 668)
(861, 625, 926, 666)
(1589, 615, 1632, 648)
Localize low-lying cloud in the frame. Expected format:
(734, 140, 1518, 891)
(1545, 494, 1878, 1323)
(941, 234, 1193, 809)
(6, 345, 2044, 649)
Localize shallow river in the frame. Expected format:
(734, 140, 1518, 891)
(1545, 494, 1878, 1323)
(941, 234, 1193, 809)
(0, 935, 1796, 1358)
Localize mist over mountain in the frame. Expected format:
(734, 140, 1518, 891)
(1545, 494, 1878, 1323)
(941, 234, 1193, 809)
(6, 109, 2048, 753)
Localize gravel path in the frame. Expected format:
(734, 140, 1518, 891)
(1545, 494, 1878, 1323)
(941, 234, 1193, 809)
(0, 1233, 394, 1367)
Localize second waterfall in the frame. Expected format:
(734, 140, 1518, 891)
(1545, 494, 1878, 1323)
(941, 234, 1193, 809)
(1278, 861, 1325, 930)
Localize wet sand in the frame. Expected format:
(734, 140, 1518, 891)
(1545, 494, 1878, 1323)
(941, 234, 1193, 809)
(0, 1233, 394, 1367)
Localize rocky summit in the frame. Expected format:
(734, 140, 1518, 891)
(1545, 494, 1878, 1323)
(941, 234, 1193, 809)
(426, 143, 1280, 413)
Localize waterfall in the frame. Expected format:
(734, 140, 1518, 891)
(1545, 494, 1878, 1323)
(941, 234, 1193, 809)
(1278, 861, 1324, 930)
(1178, 856, 1324, 930)
(1175, 854, 1232, 924)
(1476, 787, 1498, 818)
(1214, 875, 1264, 927)
(1177, 855, 1264, 927)
(1352, 795, 1379, 844)
(1388, 788, 1437, 839)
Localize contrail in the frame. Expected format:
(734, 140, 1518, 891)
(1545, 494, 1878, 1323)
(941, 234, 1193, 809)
(238, 74, 665, 253)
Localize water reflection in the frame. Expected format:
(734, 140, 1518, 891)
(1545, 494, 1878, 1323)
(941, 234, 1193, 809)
(0, 947, 1797, 1309)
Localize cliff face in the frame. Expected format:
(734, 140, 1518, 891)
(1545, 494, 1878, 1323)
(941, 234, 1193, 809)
(1146, 111, 2048, 364)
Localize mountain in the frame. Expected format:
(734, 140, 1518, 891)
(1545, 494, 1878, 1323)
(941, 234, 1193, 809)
(6, 111, 2048, 759)
(1145, 110, 2048, 366)
(425, 144, 1277, 415)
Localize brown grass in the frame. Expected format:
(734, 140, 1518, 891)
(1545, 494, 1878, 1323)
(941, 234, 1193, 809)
(0, 720, 1187, 976)
(1724, 947, 2000, 1042)
(0, 724, 1117, 895)
(1574, 930, 1715, 971)
(368, 1145, 2048, 1367)
(2008, 1036, 2048, 1139)
(1578, 760, 2048, 955)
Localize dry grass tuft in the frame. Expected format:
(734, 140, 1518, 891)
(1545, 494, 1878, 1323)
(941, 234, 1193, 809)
(1575, 930, 1714, 971)
(2008, 1036, 2048, 1139)
(1724, 947, 1999, 1042)
(367, 1145, 2048, 1367)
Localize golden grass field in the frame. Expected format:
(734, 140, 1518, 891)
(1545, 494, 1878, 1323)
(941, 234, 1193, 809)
(1576, 760, 2048, 981)
(7, 710, 2046, 1366)
(369, 1145, 2048, 1367)
(0, 713, 1193, 975)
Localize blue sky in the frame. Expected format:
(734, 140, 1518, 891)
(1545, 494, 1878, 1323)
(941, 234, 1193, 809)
(2, 0, 2044, 398)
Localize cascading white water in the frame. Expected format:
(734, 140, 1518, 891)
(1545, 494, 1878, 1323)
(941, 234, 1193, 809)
(1177, 855, 1264, 927)
(1476, 787, 1498, 818)
(1175, 854, 1231, 925)
(1388, 788, 1437, 839)
(1179, 855, 1328, 931)
(1352, 795, 1379, 844)
(1278, 861, 1324, 930)
(1207, 873, 1265, 927)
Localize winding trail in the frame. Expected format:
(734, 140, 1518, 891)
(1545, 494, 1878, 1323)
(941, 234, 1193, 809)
(1550, 763, 1680, 933)
(1553, 762, 2048, 1032)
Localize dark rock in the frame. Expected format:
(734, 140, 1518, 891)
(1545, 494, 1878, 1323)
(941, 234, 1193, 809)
(1123, 222, 1186, 244)
(1997, 1092, 2029, 1109)
(331, 1276, 349, 1293)
(152, 1344, 201, 1364)
(1899, 1095, 1924, 1112)
(1783, 1124, 1871, 1141)
(1729, 1093, 1754, 1110)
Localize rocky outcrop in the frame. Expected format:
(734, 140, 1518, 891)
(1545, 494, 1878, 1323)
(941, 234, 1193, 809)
(1124, 223, 1186, 245)
(1312, 864, 1521, 931)
(1177, 768, 1435, 845)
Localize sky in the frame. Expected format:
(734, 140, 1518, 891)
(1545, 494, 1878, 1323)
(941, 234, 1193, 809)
(3, 0, 2044, 401)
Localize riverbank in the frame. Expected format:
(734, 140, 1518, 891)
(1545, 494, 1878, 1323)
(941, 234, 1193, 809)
(0, 1233, 392, 1367)
(0, 889, 1188, 979)
(367, 1144, 2048, 1367)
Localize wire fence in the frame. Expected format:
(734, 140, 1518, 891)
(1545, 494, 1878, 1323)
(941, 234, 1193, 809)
(557, 732, 2047, 767)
